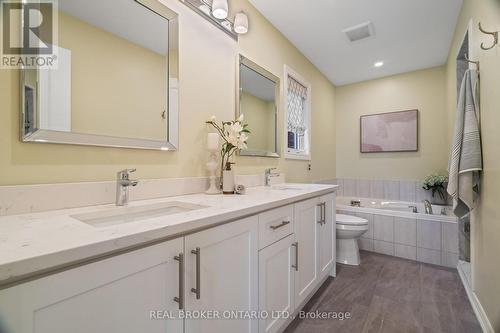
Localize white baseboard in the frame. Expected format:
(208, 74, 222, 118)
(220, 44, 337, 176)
(457, 262, 494, 333)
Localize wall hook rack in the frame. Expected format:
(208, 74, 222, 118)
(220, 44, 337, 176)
(478, 22, 498, 50)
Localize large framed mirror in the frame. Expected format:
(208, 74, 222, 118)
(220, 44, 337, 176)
(237, 55, 280, 158)
(21, 0, 179, 150)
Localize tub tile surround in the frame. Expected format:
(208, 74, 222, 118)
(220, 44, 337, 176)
(329, 178, 449, 204)
(339, 209, 459, 268)
(0, 174, 268, 216)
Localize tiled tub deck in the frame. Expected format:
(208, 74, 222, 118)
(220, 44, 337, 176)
(337, 198, 459, 268)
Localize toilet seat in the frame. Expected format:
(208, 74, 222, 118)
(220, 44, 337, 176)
(336, 214, 368, 226)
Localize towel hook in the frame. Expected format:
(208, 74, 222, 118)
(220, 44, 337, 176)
(478, 22, 498, 50)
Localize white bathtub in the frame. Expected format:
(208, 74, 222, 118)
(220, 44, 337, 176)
(337, 196, 458, 223)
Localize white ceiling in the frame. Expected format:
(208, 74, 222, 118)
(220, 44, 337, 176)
(248, 0, 463, 86)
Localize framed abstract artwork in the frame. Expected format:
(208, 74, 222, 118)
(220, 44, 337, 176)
(360, 109, 419, 153)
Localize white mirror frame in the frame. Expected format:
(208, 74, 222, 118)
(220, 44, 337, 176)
(20, 0, 179, 151)
(236, 54, 280, 158)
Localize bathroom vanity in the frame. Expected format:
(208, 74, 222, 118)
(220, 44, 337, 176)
(0, 184, 337, 333)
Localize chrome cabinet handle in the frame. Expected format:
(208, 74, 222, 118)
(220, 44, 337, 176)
(173, 253, 184, 309)
(292, 242, 299, 271)
(322, 202, 327, 225)
(317, 203, 323, 225)
(191, 247, 201, 299)
(317, 202, 326, 225)
(270, 220, 290, 230)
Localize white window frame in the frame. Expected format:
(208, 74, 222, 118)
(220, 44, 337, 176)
(284, 65, 311, 161)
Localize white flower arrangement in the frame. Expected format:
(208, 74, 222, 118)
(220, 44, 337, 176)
(422, 174, 448, 200)
(206, 114, 250, 172)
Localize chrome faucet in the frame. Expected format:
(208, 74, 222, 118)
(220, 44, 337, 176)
(423, 200, 433, 215)
(265, 168, 279, 186)
(116, 169, 139, 206)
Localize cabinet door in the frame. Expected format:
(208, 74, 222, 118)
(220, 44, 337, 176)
(318, 192, 336, 279)
(0, 238, 184, 333)
(258, 235, 295, 333)
(293, 197, 320, 307)
(184, 216, 259, 333)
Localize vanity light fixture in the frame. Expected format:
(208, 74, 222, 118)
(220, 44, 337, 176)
(374, 61, 384, 68)
(211, 0, 228, 19)
(234, 12, 249, 34)
(181, 0, 250, 39)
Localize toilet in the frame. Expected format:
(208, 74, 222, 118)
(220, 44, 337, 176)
(336, 214, 369, 266)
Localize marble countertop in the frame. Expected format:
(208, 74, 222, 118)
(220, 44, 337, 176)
(0, 183, 337, 287)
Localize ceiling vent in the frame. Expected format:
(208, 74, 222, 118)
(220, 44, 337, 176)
(343, 21, 375, 42)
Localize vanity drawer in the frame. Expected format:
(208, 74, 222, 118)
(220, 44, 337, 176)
(259, 205, 294, 249)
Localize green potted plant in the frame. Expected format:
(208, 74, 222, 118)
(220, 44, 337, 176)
(422, 174, 448, 205)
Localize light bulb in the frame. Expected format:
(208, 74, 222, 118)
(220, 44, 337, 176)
(212, 0, 228, 19)
(234, 12, 248, 34)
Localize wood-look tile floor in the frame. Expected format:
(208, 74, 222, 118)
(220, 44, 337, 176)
(285, 251, 482, 333)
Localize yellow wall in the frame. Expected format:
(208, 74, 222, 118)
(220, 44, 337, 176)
(0, 0, 336, 186)
(240, 91, 275, 152)
(335, 66, 448, 181)
(446, 0, 500, 330)
(59, 11, 167, 140)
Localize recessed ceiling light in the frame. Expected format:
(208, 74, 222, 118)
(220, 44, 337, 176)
(374, 61, 384, 68)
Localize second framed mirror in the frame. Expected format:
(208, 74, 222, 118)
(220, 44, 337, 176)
(237, 55, 280, 158)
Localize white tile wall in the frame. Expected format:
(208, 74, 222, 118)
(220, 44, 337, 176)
(343, 179, 357, 197)
(356, 179, 371, 198)
(417, 247, 442, 265)
(394, 217, 417, 246)
(356, 212, 373, 239)
(374, 240, 394, 256)
(370, 180, 384, 199)
(358, 238, 374, 251)
(383, 180, 400, 200)
(441, 251, 459, 268)
(336, 209, 458, 268)
(417, 220, 442, 250)
(335, 177, 452, 203)
(395, 244, 417, 261)
(399, 181, 417, 202)
(442, 222, 459, 254)
(373, 215, 394, 242)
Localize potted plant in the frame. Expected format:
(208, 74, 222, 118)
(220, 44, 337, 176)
(206, 115, 250, 194)
(422, 174, 448, 205)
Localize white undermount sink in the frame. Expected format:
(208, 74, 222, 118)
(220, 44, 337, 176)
(72, 201, 208, 228)
(269, 185, 305, 191)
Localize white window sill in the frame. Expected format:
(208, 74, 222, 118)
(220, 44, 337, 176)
(285, 152, 311, 161)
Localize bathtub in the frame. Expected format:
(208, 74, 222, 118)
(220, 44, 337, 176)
(336, 196, 459, 267)
(337, 196, 458, 223)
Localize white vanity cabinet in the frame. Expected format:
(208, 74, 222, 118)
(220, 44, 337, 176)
(258, 234, 295, 333)
(293, 197, 320, 307)
(0, 188, 337, 333)
(317, 192, 336, 279)
(184, 216, 259, 333)
(0, 238, 184, 333)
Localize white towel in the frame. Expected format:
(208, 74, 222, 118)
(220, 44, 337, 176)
(447, 69, 482, 218)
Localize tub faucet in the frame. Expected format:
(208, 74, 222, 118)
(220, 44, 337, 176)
(423, 200, 433, 215)
(116, 169, 139, 206)
(265, 168, 279, 186)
